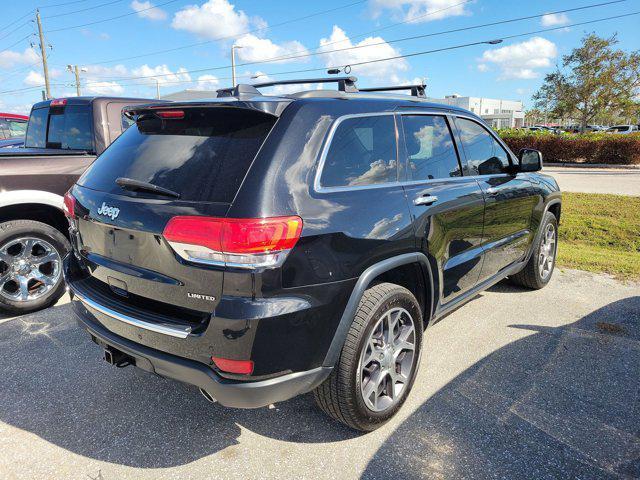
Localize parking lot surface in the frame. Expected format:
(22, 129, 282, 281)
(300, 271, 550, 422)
(543, 166, 640, 196)
(1, 268, 638, 479)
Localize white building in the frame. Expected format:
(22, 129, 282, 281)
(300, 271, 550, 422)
(430, 94, 525, 129)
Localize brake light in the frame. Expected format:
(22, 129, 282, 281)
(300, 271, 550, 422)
(211, 356, 254, 375)
(50, 98, 67, 107)
(163, 216, 303, 268)
(63, 191, 76, 218)
(156, 110, 184, 119)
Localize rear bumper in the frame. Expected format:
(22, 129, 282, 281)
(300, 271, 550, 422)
(73, 298, 332, 408)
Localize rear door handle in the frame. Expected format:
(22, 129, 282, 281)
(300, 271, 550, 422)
(413, 195, 438, 206)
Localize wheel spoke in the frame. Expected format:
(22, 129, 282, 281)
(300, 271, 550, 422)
(18, 276, 29, 300)
(31, 270, 55, 286)
(0, 251, 13, 264)
(0, 271, 11, 286)
(33, 252, 58, 265)
(20, 239, 36, 259)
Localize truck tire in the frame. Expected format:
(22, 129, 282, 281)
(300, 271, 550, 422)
(314, 282, 423, 431)
(0, 220, 70, 315)
(510, 211, 558, 289)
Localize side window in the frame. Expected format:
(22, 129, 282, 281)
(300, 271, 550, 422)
(401, 115, 461, 180)
(9, 120, 27, 137)
(319, 115, 397, 188)
(455, 117, 510, 175)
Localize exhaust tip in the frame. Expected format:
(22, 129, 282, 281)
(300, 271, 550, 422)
(199, 388, 217, 404)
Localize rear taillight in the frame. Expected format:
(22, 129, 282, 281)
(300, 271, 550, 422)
(163, 216, 303, 269)
(63, 192, 76, 218)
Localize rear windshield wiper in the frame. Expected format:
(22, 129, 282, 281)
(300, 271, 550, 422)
(116, 177, 180, 199)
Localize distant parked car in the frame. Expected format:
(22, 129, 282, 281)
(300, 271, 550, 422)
(0, 113, 28, 147)
(605, 125, 639, 134)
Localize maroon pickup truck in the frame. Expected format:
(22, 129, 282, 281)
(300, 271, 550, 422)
(0, 96, 160, 314)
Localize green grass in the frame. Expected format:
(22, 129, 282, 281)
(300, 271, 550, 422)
(557, 193, 640, 280)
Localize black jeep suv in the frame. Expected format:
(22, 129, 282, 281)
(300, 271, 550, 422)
(63, 78, 561, 431)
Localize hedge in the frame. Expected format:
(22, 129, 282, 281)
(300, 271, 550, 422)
(497, 130, 640, 165)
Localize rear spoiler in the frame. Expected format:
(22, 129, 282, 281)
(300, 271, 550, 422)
(122, 100, 291, 119)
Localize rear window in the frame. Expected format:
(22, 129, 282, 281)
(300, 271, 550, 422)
(47, 105, 93, 150)
(24, 104, 94, 150)
(25, 107, 48, 148)
(78, 107, 276, 203)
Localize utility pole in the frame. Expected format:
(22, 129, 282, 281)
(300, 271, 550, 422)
(73, 65, 81, 96)
(67, 65, 86, 96)
(231, 44, 242, 87)
(155, 78, 160, 99)
(35, 10, 51, 99)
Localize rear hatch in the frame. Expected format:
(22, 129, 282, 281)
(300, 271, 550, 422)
(68, 104, 279, 328)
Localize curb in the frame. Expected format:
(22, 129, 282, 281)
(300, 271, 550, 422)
(544, 162, 640, 170)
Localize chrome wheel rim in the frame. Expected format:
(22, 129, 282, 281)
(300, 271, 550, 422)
(0, 237, 61, 303)
(358, 307, 416, 413)
(538, 223, 556, 280)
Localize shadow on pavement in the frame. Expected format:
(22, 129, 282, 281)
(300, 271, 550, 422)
(362, 295, 640, 479)
(1, 291, 638, 474)
(0, 303, 356, 469)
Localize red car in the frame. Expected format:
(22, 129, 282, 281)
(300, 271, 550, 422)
(0, 113, 29, 147)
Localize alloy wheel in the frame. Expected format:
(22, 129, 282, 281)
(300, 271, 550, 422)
(358, 307, 417, 412)
(538, 223, 557, 280)
(0, 237, 62, 303)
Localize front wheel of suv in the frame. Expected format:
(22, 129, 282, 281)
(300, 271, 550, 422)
(510, 211, 558, 290)
(314, 282, 423, 431)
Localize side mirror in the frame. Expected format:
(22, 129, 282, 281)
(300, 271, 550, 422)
(518, 148, 543, 172)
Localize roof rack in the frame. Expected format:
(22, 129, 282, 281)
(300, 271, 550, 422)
(217, 76, 359, 98)
(359, 84, 426, 98)
(253, 76, 358, 93)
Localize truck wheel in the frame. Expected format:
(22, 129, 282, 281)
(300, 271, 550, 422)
(314, 282, 423, 431)
(510, 211, 558, 289)
(0, 220, 70, 315)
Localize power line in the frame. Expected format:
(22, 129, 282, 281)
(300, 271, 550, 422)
(44, 0, 182, 32)
(0, 10, 35, 33)
(44, 0, 126, 19)
(79, 0, 469, 67)
(39, 0, 91, 8)
(86, 0, 629, 83)
(74, 10, 640, 91)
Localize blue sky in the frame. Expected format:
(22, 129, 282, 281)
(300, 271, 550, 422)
(0, 0, 638, 114)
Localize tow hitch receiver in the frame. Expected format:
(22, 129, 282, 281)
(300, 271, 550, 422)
(104, 345, 134, 368)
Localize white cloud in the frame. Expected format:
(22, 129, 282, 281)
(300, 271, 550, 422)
(131, 64, 192, 86)
(172, 0, 252, 39)
(23, 68, 62, 87)
(0, 48, 39, 70)
(477, 63, 489, 72)
(197, 74, 220, 89)
(84, 81, 124, 95)
(24, 70, 45, 87)
(131, 0, 167, 21)
(235, 34, 307, 63)
(318, 26, 408, 83)
(478, 37, 557, 80)
(541, 13, 569, 27)
(370, 0, 471, 23)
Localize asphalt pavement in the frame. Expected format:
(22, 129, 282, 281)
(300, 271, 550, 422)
(543, 166, 640, 196)
(0, 268, 638, 479)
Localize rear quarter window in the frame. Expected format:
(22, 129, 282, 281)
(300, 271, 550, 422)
(319, 114, 398, 188)
(78, 107, 277, 203)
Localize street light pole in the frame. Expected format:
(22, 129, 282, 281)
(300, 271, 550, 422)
(74, 65, 81, 96)
(231, 45, 243, 87)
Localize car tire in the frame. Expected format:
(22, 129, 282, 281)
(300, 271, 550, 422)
(510, 211, 558, 290)
(0, 220, 70, 315)
(314, 282, 423, 431)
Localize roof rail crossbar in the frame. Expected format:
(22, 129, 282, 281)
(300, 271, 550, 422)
(359, 84, 426, 98)
(252, 76, 358, 93)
